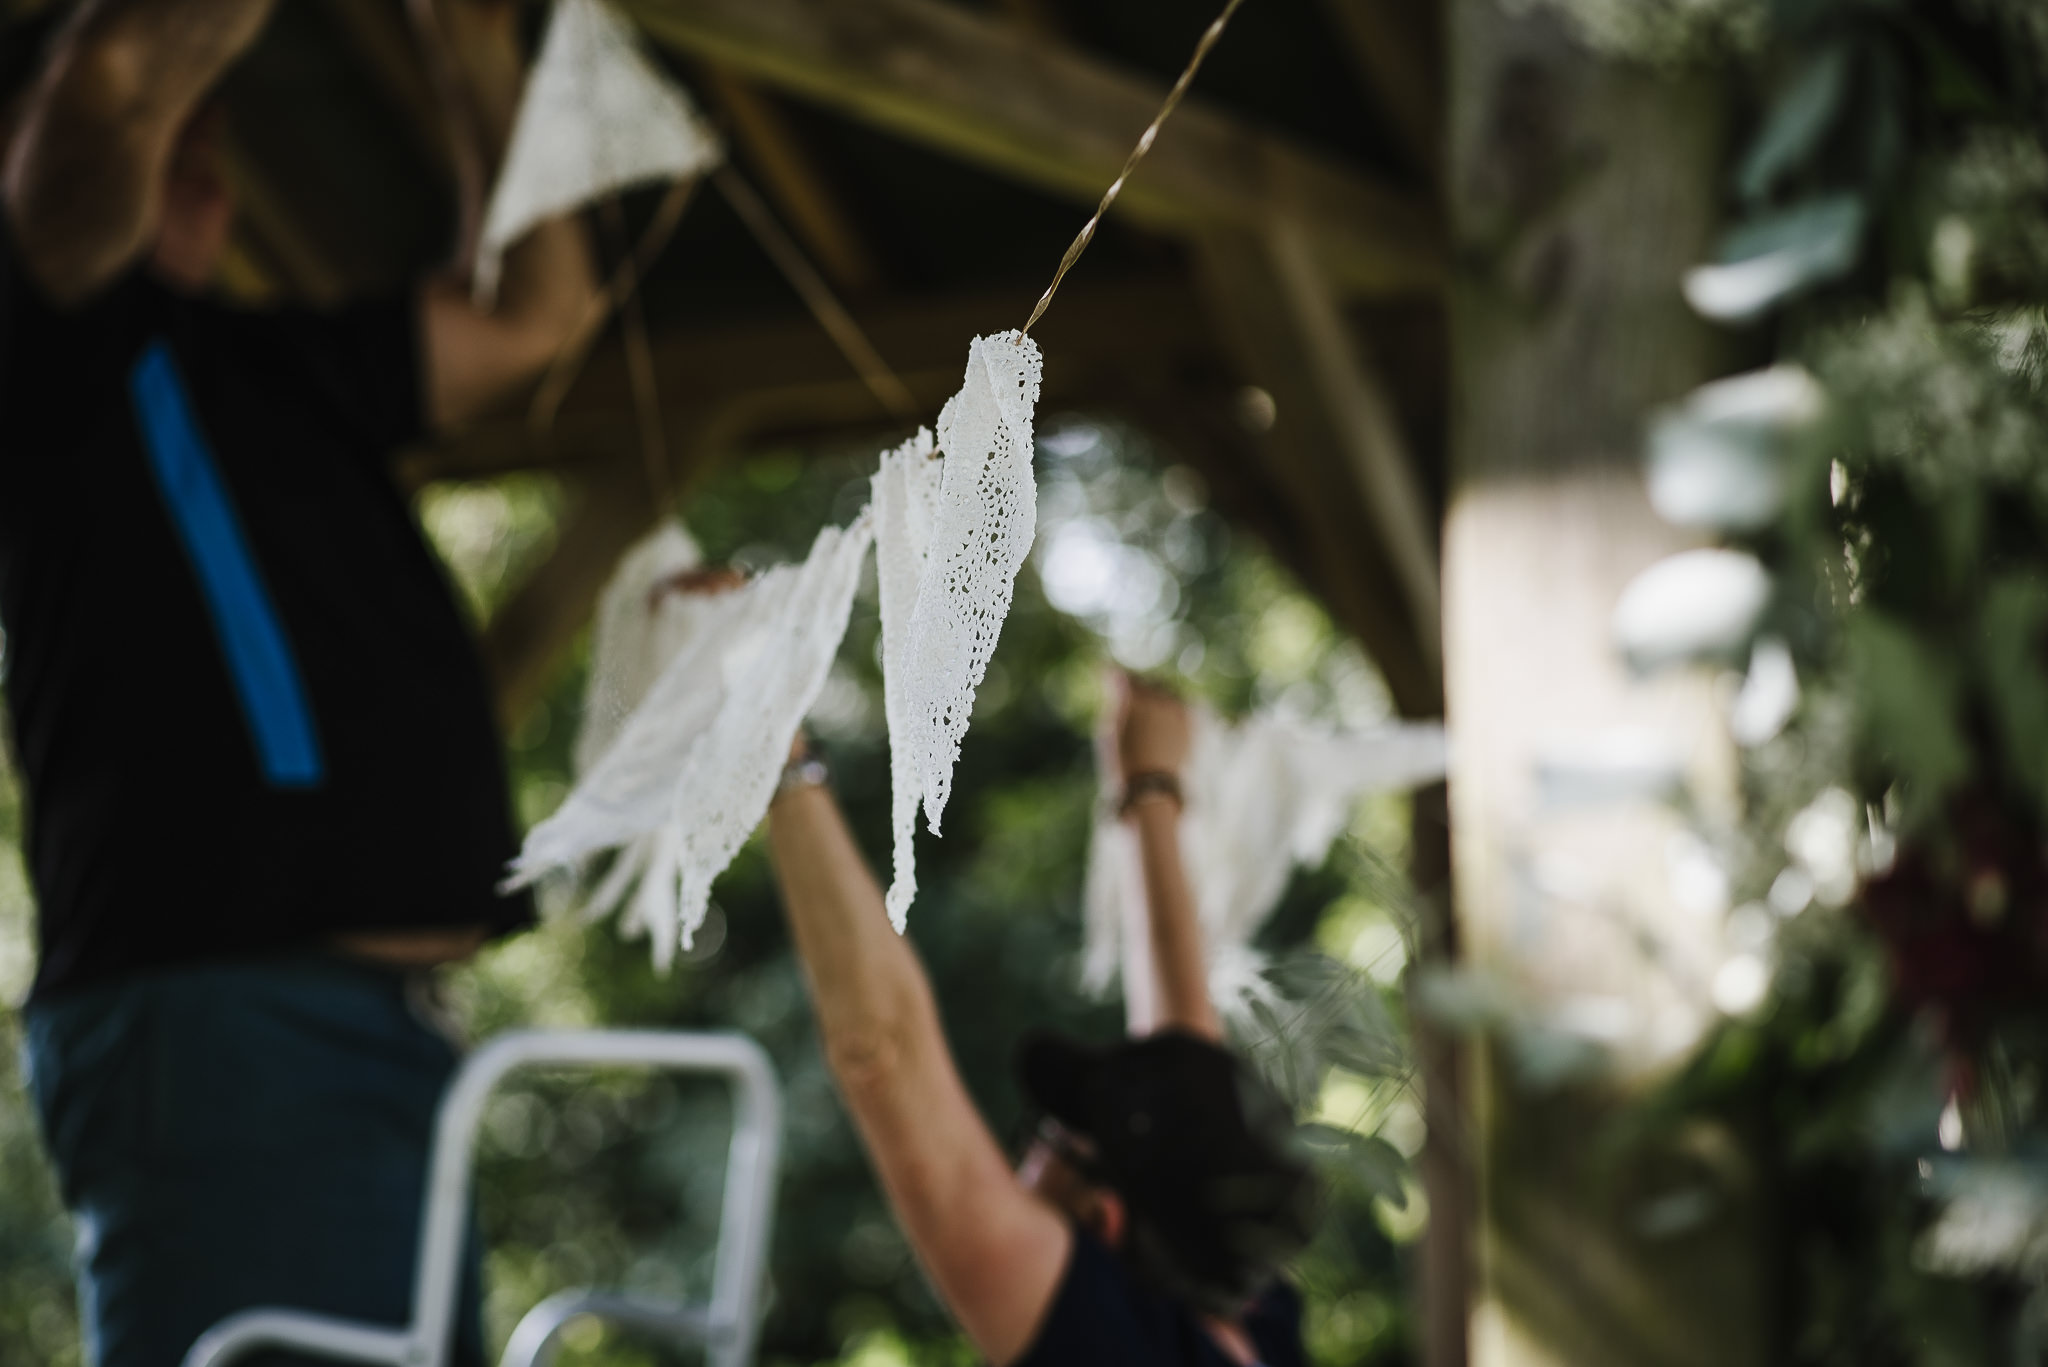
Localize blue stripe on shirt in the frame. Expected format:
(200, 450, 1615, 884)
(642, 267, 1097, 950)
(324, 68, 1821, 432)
(129, 339, 325, 788)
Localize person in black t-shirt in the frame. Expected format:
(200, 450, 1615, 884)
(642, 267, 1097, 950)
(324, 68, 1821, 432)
(765, 670, 1319, 1367)
(0, 3, 596, 1363)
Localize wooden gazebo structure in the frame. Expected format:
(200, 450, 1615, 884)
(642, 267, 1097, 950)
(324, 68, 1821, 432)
(0, 0, 1450, 725)
(1, 0, 1470, 1357)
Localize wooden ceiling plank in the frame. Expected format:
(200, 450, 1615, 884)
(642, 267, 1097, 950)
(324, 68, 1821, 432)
(402, 275, 1214, 483)
(617, 0, 1442, 296)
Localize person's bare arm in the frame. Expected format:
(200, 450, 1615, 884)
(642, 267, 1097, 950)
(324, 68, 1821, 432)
(768, 776, 1071, 1367)
(2, 0, 274, 305)
(412, 0, 598, 432)
(1115, 674, 1223, 1041)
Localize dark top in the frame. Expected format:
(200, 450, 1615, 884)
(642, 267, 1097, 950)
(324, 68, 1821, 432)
(0, 224, 534, 1000)
(1013, 1229, 1308, 1367)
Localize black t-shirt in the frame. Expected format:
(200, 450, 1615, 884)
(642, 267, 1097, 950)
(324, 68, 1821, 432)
(0, 227, 534, 1000)
(1013, 1229, 1308, 1367)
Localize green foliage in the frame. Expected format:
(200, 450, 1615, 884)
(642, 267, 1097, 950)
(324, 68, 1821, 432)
(1620, 0, 2048, 1358)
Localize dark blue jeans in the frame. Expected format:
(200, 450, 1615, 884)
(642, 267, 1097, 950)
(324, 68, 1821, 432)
(23, 954, 486, 1367)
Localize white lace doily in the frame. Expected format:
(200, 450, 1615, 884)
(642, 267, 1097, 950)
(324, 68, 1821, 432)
(900, 333, 1044, 837)
(475, 0, 721, 302)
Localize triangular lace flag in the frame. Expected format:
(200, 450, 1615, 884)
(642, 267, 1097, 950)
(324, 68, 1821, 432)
(509, 515, 874, 967)
(898, 333, 1043, 838)
(1081, 703, 1449, 1015)
(475, 0, 721, 302)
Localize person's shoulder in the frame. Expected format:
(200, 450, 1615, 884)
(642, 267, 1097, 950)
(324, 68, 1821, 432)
(1244, 1276, 1309, 1367)
(0, 200, 159, 330)
(1008, 1227, 1163, 1367)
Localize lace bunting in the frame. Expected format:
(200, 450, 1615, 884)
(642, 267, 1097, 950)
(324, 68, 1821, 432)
(1082, 704, 1449, 1018)
(475, 0, 721, 302)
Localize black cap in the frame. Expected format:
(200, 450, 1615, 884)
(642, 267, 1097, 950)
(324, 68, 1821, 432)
(1015, 1028, 1319, 1314)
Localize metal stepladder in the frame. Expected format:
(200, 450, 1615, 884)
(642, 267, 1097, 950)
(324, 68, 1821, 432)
(181, 1030, 782, 1367)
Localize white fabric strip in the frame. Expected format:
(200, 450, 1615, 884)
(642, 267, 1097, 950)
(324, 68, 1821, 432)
(871, 428, 943, 929)
(510, 515, 874, 967)
(662, 514, 875, 955)
(575, 520, 705, 777)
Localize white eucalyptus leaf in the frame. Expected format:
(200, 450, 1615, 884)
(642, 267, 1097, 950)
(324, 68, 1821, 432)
(1613, 548, 1772, 672)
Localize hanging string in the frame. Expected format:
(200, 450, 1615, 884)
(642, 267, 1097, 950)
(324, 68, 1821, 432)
(1020, 0, 1248, 335)
(597, 197, 676, 512)
(528, 176, 698, 447)
(713, 164, 920, 421)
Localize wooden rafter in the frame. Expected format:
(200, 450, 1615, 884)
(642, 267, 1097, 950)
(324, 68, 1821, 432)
(702, 68, 884, 297)
(402, 276, 1218, 484)
(616, 0, 1442, 296)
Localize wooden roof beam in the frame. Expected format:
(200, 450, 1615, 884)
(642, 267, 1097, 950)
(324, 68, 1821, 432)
(617, 0, 1442, 296)
(401, 275, 1217, 484)
(702, 68, 884, 297)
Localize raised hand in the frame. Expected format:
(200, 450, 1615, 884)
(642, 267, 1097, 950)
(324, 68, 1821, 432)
(1113, 671, 1191, 790)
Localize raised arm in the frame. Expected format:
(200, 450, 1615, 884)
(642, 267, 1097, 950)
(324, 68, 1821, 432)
(411, 0, 598, 432)
(767, 757, 1070, 1367)
(1113, 674, 1223, 1041)
(2, 0, 275, 305)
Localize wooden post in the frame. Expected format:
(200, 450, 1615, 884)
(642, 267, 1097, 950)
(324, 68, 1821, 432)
(1445, 3, 1763, 1363)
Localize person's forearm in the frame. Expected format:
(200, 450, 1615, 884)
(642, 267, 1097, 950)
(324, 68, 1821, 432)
(767, 781, 1074, 1367)
(767, 785, 942, 1083)
(57, 0, 274, 117)
(1129, 796, 1222, 1039)
(6, 0, 274, 301)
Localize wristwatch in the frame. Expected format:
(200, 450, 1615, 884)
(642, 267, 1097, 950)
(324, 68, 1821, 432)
(777, 750, 831, 796)
(1118, 769, 1184, 817)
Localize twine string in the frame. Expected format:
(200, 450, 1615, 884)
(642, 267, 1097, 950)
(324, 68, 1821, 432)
(598, 197, 676, 512)
(1020, 0, 1248, 335)
(713, 164, 920, 421)
(528, 176, 699, 451)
